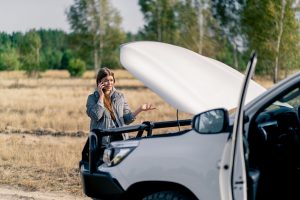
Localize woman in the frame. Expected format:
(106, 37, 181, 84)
(86, 67, 155, 144)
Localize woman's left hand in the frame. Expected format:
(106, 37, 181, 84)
(140, 103, 156, 111)
(133, 103, 156, 118)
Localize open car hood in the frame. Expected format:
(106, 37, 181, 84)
(120, 41, 266, 115)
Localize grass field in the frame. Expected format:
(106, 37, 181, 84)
(0, 69, 278, 197)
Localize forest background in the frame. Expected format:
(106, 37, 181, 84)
(0, 0, 300, 82)
(0, 0, 300, 198)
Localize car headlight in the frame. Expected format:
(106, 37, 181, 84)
(103, 140, 139, 167)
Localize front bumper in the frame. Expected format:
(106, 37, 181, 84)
(80, 162, 124, 199)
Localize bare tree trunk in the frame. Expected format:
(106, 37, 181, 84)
(274, 0, 286, 83)
(94, 47, 99, 75)
(35, 47, 40, 77)
(98, 0, 107, 71)
(87, 0, 100, 75)
(156, 4, 162, 41)
(194, 0, 204, 54)
(233, 42, 238, 69)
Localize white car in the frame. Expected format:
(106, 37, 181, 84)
(80, 42, 300, 200)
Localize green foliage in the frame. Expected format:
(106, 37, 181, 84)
(242, 0, 300, 78)
(40, 49, 63, 69)
(0, 30, 74, 72)
(211, 0, 247, 69)
(38, 29, 68, 69)
(214, 37, 248, 70)
(37, 29, 67, 51)
(0, 32, 22, 71)
(211, 0, 245, 37)
(215, 39, 235, 67)
(101, 26, 126, 68)
(175, 0, 220, 56)
(67, 58, 86, 77)
(138, 0, 178, 43)
(0, 32, 12, 47)
(61, 50, 74, 70)
(19, 30, 41, 53)
(10, 32, 23, 48)
(67, 0, 126, 70)
(19, 30, 43, 76)
(0, 47, 20, 70)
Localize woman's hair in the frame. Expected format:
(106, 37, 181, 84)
(96, 67, 115, 85)
(96, 67, 116, 120)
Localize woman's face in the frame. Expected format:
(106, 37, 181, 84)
(101, 75, 114, 92)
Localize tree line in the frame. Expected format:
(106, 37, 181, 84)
(0, 29, 86, 77)
(0, 0, 299, 82)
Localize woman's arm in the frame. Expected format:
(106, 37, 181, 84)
(121, 93, 155, 125)
(86, 94, 105, 121)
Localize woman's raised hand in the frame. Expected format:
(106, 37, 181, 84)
(97, 82, 105, 101)
(133, 103, 156, 118)
(140, 103, 156, 111)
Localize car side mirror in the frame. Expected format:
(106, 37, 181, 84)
(192, 108, 229, 134)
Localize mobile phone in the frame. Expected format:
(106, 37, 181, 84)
(101, 82, 105, 92)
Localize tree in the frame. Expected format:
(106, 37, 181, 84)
(242, 0, 300, 82)
(67, 58, 86, 77)
(0, 47, 20, 71)
(19, 30, 43, 76)
(37, 29, 66, 51)
(10, 32, 23, 49)
(211, 0, 246, 69)
(175, 0, 219, 57)
(139, 0, 179, 43)
(0, 33, 19, 70)
(40, 49, 63, 69)
(0, 32, 11, 47)
(61, 49, 74, 69)
(37, 29, 67, 69)
(67, 0, 125, 72)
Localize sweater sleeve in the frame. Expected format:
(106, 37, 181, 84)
(122, 94, 136, 125)
(86, 94, 105, 121)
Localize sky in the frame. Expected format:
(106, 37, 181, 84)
(0, 0, 144, 34)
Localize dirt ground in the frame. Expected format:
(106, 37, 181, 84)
(0, 185, 90, 200)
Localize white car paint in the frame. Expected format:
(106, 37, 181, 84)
(100, 130, 228, 199)
(120, 41, 265, 114)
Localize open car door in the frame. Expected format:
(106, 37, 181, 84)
(219, 52, 258, 200)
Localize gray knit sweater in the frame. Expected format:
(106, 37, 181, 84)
(86, 87, 135, 143)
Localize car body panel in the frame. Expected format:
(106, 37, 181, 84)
(100, 130, 229, 199)
(120, 41, 265, 114)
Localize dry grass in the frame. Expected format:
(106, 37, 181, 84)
(0, 134, 84, 194)
(0, 70, 190, 133)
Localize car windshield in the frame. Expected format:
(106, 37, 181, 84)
(265, 88, 300, 111)
(280, 88, 300, 105)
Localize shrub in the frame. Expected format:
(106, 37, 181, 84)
(67, 58, 86, 77)
(0, 48, 20, 71)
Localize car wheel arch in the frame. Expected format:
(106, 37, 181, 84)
(124, 181, 198, 200)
